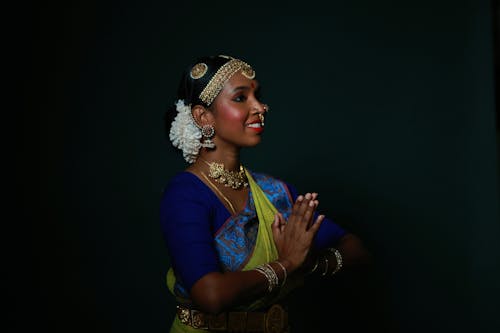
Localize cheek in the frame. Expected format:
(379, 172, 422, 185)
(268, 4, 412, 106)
(217, 106, 246, 129)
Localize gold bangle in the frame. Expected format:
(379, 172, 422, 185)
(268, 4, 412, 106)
(255, 267, 273, 293)
(274, 261, 287, 287)
(321, 257, 329, 276)
(255, 263, 279, 293)
(310, 257, 319, 274)
(331, 249, 343, 276)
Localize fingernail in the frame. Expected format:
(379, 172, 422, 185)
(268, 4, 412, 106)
(297, 195, 304, 201)
(309, 200, 315, 207)
(305, 193, 311, 199)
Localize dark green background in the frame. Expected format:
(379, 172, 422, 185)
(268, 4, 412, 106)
(21, 0, 499, 332)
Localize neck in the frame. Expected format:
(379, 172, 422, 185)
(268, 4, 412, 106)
(198, 147, 241, 171)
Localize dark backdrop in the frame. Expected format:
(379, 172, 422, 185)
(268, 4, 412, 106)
(20, 1, 499, 332)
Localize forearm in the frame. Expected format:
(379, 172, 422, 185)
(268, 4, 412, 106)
(307, 233, 372, 276)
(336, 233, 372, 268)
(191, 261, 289, 314)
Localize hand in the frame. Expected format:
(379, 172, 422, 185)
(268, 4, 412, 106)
(271, 193, 325, 273)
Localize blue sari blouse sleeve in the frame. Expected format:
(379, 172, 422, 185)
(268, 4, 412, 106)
(285, 183, 347, 250)
(160, 172, 347, 292)
(160, 173, 221, 292)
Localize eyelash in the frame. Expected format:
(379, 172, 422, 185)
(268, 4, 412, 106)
(233, 91, 262, 103)
(233, 95, 247, 102)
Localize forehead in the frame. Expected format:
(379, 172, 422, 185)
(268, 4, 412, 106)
(222, 72, 258, 92)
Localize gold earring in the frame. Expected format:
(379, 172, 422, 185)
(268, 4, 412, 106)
(201, 124, 215, 149)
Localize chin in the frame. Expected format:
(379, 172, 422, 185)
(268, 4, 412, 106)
(242, 137, 263, 148)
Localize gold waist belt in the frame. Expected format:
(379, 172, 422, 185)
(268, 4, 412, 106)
(176, 303, 288, 333)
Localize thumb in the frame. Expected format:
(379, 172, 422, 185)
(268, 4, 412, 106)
(272, 214, 281, 236)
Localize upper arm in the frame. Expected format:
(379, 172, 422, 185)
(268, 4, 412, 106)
(160, 180, 220, 291)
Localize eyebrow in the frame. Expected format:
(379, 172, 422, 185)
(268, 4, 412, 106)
(232, 86, 251, 93)
(231, 85, 260, 93)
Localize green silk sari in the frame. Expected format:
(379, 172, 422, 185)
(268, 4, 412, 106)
(166, 170, 301, 332)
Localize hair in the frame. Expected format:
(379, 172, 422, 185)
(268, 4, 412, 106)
(164, 56, 232, 138)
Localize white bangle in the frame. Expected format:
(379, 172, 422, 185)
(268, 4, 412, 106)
(321, 257, 329, 276)
(255, 263, 279, 293)
(274, 261, 287, 287)
(310, 257, 319, 274)
(329, 248, 343, 276)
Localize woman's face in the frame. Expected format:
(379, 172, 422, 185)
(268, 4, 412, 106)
(210, 71, 266, 149)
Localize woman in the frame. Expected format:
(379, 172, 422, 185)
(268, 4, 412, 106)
(161, 55, 369, 332)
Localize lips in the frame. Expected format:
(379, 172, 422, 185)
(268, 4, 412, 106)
(246, 121, 264, 133)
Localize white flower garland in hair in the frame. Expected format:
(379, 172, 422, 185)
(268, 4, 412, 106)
(169, 99, 202, 163)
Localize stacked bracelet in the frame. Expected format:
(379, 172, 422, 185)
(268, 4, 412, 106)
(321, 257, 329, 276)
(330, 248, 343, 276)
(254, 263, 279, 293)
(274, 261, 287, 287)
(314, 248, 343, 277)
(310, 257, 319, 274)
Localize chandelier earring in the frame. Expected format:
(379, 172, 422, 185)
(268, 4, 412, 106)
(201, 124, 216, 148)
(189, 111, 216, 149)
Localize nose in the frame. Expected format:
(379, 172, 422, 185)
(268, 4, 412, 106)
(251, 103, 269, 114)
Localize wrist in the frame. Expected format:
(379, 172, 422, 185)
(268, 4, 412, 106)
(277, 258, 295, 274)
(271, 261, 288, 287)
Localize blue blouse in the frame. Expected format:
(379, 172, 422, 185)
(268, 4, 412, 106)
(160, 171, 346, 292)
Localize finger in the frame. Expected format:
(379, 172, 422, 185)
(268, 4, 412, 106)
(272, 214, 281, 236)
(308, 200, 320, 228)
(296, 193, 313, 223)
(302, 199, 317, 228)
(308, 214, 325, 234)
(273, 213, 279, 226)
(296, 193, 315, 226)
(311, 192, 318, 201)
(278, 213, 286, 232)
(290, 195, 304, 220)
(277, 212, 286, 224)
(277, 212, 285, 224)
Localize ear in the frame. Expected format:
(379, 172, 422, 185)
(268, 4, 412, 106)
(191, 105, 214, 127)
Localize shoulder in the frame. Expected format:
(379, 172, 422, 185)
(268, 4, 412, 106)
(163, 171, 201, 191)
(161, 172, 212, 206)
(160, 172, 216, 228)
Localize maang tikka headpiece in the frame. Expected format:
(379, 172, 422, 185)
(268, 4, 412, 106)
(190, 55, 256, 105)
(170, 56, 257, 164)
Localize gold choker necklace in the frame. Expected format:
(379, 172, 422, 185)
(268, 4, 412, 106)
(201, 159, 248, 190)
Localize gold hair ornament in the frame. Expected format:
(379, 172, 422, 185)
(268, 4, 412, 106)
(199, 58, 256, 105)
(190, 63, 208, 79)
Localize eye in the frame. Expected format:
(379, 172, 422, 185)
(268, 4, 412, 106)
(233, 94, 247, 102)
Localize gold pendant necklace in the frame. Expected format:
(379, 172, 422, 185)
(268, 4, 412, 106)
(200, 159, 249, 190)
(200, 172, 237, 215)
